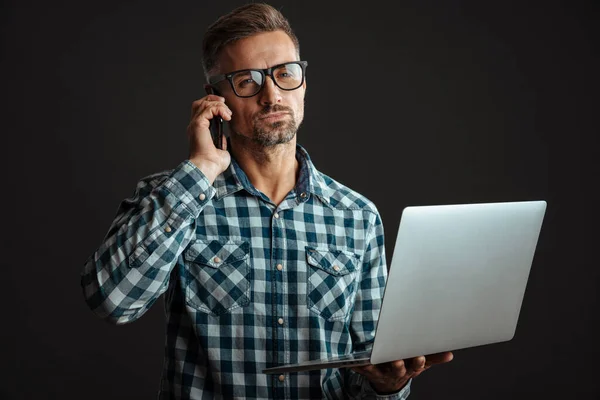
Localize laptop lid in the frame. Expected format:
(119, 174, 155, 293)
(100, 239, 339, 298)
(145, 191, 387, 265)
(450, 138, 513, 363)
(370, 200, 546, 364)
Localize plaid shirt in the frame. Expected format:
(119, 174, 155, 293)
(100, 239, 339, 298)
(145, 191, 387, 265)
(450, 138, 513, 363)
(81, 144, 411, 400)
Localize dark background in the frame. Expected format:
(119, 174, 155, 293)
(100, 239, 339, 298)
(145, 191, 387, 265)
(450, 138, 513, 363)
(1, 0, 597, 399)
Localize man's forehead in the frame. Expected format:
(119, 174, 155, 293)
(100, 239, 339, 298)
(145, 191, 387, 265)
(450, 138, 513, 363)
(217, 30, 298, 72)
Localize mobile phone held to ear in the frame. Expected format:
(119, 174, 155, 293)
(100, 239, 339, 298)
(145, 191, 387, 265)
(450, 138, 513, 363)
(205, 85, 224, 150)
(210, 116, 224, 150)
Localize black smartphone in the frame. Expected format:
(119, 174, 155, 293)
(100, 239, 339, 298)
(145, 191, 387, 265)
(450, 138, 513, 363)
(205, 85, 224, 150)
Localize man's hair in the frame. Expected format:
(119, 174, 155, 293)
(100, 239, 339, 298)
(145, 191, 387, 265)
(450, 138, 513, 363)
(202, 3, 300, 79)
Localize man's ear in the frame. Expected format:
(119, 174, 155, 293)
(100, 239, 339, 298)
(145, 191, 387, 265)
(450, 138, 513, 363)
(302, 78, 307, 99)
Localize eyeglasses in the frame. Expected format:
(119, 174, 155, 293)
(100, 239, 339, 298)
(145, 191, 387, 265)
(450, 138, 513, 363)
(208, 61, 308, 98)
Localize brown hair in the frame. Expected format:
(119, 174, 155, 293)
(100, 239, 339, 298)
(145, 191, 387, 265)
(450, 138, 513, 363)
(202, 3, 300, 78)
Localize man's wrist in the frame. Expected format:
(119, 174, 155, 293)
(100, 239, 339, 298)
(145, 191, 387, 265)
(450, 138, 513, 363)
(188, 157, 220, 184)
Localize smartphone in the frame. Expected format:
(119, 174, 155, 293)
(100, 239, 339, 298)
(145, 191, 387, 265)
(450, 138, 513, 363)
(205, 85, 224, 150)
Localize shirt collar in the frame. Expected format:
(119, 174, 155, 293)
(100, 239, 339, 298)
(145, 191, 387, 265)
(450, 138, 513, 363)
(213, 143, 333, 204)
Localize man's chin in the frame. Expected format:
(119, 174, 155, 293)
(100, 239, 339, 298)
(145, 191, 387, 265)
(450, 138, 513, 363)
(252, 121, 297, 147)
(254, 130, 296, 147)
(256, 119, 287, 132)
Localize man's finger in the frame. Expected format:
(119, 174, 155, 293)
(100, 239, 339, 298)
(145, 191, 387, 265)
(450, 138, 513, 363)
(191, 97, 227, 118)
(390, 360, 407, 377)
(389, 360, 406, 373)
(204, 95, 225, 103)
(405, 356, 426, 376)
(424, 351, 453, 367)
(371, 360, 407, 378)
(195, 104, 232, 125)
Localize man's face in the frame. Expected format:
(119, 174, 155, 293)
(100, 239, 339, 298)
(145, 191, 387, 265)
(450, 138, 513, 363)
(214, 30, 306, 147)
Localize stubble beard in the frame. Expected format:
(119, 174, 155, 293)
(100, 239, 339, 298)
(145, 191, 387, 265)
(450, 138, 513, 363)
(252, 105, 303, 147)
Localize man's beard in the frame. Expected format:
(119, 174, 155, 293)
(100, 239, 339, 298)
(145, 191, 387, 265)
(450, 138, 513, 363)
(251, 104, 301, 147)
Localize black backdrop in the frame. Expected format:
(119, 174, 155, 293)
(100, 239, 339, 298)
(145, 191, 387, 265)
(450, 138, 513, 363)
(1, 1, 597, 399)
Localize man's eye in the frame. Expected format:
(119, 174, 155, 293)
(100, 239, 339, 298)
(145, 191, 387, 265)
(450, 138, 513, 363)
(238, 79, 255, 87)
(277, 71, 295, 80)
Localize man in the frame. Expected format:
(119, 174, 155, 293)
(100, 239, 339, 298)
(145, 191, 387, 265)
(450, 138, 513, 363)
(81, 3, 452, 399)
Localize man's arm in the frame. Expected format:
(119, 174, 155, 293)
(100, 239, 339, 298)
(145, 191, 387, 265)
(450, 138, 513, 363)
(80, 161, 215, 324)
(81, 94, 233, 324)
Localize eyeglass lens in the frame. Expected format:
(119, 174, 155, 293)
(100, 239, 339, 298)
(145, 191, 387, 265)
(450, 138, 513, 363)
(231, 63, 304, 97)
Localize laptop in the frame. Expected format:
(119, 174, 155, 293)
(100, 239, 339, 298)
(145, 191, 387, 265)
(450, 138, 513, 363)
(263, 200, 547, 374)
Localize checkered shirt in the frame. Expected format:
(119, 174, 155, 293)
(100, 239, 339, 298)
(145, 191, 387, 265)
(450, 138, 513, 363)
(81, 144, 411, 400)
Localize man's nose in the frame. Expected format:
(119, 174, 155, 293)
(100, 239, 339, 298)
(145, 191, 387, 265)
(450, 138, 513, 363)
(257, 76, 282, 105)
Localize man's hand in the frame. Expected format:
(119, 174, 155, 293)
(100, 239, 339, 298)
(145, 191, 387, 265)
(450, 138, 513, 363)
(352, 352, 453, 394)
(187, 95, 232, 184)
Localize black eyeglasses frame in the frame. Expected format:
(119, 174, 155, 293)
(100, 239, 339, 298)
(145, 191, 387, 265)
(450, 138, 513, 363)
(207, 61, 308, 98)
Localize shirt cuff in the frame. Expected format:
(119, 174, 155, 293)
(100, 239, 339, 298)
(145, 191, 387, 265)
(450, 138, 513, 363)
(161, 160, 216, 219)
(367, 378, 412, 400)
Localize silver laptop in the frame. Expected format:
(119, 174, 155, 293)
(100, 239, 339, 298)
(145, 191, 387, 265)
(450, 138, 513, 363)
(263, 200, 547, 374)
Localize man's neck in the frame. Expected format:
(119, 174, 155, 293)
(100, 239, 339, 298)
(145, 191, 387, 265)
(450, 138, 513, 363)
(230, 136, 299, 206)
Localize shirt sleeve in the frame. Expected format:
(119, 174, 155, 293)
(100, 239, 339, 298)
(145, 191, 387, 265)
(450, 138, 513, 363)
(80, 160, 215, 324)
(344, 210, 412, 399)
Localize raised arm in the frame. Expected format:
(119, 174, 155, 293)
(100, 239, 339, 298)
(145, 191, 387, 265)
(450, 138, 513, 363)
(81, 94, 232, 324)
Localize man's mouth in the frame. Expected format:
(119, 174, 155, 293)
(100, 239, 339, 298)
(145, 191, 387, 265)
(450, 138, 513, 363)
(259, 112, 290, 121)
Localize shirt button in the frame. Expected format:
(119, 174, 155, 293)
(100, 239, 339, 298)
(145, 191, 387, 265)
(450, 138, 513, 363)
(213, 256, 221, 263)
(300, 192, 307, 198)
(278, 374, 285, 382)
(164, 226, 172, 233)
(277, 264, 283, 271)
(333, 265, 340, 272)
(199, 193, 206, 201)
(278, 318, 284, 325)
(274, 212, 280, 219)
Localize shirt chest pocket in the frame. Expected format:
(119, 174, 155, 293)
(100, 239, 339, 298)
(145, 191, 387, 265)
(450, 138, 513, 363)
(183, 240, 251, 316)
(305, 246, 361, 321)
